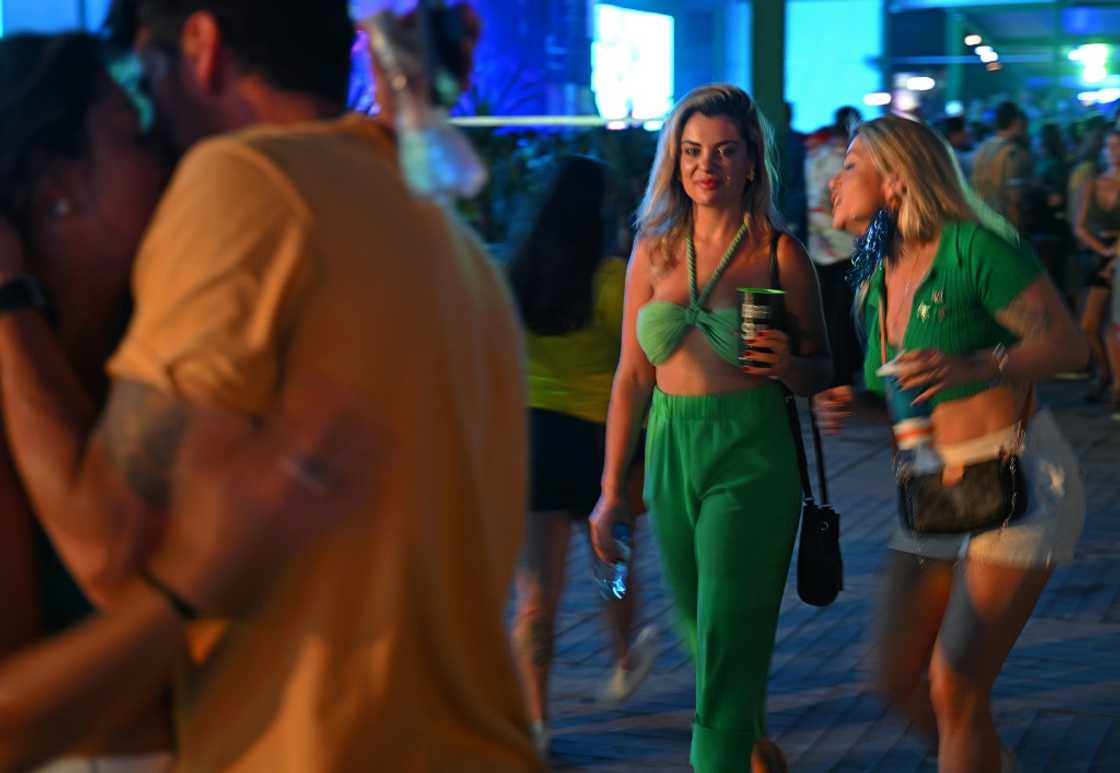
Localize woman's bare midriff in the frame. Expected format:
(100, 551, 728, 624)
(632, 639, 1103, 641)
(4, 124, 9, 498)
(654, 328, 771, 395)
(929, 384, 1033, 447)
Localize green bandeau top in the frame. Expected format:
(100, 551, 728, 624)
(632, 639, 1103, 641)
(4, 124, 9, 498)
(636, 224, 747, 367)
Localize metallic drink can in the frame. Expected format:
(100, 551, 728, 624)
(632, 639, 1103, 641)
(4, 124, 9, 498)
(738, 287, 785, 368)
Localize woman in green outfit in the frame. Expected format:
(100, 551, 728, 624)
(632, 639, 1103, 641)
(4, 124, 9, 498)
(817, 116, 1087, 772)
(589, 84, 832, 772)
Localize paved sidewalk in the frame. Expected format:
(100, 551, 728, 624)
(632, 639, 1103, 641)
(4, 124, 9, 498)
(536, 382, 1119, 772)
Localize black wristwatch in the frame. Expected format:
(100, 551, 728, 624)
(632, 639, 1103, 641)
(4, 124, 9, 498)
(0, 276, 52, 321)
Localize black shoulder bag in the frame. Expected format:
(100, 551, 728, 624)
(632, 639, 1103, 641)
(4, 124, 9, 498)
(770, 233, 844, 607)
(878, 298, 1031, 535)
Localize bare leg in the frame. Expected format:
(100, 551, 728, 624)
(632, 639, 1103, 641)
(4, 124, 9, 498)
(511, 510, 572, 722)
(929, 559, 1052, 773)
(1080, 287, 1110, 392)
(1104, 323, 1120, 401)
(751, 737, 789, 773)
(874, 550, 956, 747)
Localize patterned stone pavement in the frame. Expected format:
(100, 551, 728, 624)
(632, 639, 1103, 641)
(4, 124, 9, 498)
(530, 381, 1119, 772)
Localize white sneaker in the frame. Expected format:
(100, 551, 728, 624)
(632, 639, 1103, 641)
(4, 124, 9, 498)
(597, 625, 657, 706)
(531, 720, 549, 757)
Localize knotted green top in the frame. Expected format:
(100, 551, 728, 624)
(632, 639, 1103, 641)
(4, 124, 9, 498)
(636, 223, 747, 367)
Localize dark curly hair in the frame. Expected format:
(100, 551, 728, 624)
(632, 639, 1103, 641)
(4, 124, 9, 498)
(104, 0, 354, 107)
(0, 33, 109, 235)
(507, 155, 609, 336)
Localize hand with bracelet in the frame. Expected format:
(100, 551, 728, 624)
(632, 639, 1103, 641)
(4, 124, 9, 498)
(891, 344, 1012, 405)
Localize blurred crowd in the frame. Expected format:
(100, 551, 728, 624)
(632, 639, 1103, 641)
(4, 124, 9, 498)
(467, 99, 1120, 420)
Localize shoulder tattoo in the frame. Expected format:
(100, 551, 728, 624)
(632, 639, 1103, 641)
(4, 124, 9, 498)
(100, 382, 191, 509)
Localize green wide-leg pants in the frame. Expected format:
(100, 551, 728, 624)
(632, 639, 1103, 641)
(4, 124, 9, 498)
(644, 384, 801, 772)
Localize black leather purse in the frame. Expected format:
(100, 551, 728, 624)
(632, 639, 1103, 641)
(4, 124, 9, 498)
(785, 394, 844, 606)
(770, 232, 843, 606)
(877, 300, 1031, 535)
(897, 452, 1028, 534)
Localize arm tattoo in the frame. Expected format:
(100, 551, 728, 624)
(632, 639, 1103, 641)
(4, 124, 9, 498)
(100, 381, 191, 509)
(999, 294, 1055, 340)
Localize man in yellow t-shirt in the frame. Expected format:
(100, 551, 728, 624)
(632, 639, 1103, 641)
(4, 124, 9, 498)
(0, 1, 540, 770)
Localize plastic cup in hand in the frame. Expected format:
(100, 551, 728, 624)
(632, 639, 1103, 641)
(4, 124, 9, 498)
(738, 288, 785, 368)
(877, 355, 933, 423)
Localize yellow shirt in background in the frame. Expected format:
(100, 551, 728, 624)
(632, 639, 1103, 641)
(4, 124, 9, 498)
(108, 114, 541, 772)
(525, 257, 624, 424)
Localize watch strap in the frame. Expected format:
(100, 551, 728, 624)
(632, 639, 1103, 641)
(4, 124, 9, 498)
(0, 275, 51, 317)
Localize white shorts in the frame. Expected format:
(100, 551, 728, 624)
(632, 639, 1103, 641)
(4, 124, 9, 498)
(888, 409, 1086, 568)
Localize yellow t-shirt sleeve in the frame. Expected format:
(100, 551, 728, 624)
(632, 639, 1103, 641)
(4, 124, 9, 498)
(108, 138, 317, 416)
(595, 257, 626, 337)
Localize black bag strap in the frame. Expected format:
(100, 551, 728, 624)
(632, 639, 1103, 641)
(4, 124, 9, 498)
(809, 405, 829, 504)
(784, 389, 815, 501)
(771, 229, 830, 504)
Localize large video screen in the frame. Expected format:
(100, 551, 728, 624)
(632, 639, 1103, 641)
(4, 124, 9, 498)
(592, 3, 674, 121)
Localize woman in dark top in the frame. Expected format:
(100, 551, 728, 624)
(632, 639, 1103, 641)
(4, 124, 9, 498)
(0, 32, 172, 769)
(1073, 128, 1120, 407)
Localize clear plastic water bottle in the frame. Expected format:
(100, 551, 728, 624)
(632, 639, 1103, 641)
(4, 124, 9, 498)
(892, 417, 942, 476)
(594, 523, 633, 601)
(360, 9, 488, 207)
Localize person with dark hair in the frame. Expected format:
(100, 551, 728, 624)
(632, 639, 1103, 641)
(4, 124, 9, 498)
(806, 105, 863, 387)
(105, 0, 355, 152)
(0, 2, 542, 770)
(0, 30, 173, 772)
(0, 31, 377, 773)
(1073, 128, 1120, 408)
(1067, 122, 1105, 227)
(938, 114, 974, 178)
(1033, 122, 1072, 303)
(507, 155, 657, 755)
(591, 83, 832, 772)
(971, 100, 1034, 229)
(778, 102, 808, 242)
(1037, 122, 1069, 201)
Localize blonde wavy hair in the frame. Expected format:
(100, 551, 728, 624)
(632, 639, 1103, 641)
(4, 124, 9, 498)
(851, 115, 1021, 314)
(855, 115, 1019, 249)
(635, 84, 781, 271)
